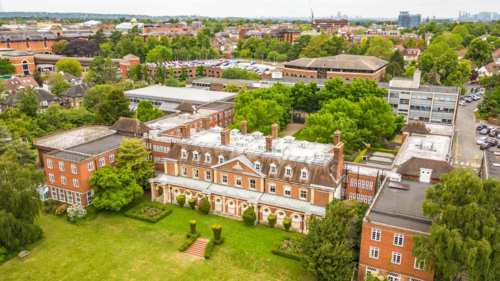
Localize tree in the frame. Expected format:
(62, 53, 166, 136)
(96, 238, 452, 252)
(465, 37, 493, 66)
(386, 51, 405, 77)
(116, 138, 155, 189)
(0, 137, 36, 165)
(55, 58, 83, 77)
(16, 87, 39, 117)
(291, 82, 318, 114)
(88, 166, 143, 211)
(452, 25, 469, 40)
(47, 73, 71, 96)
(365, 37, 394, 61)
(404, 65, 416, 77)
(221, 68, 260, 80)
(301, 200, 357, 281)
(116, 37, 137, 58)
(196, 65, 205, 77)
(66, 39, 98, 57)
(0, 58, 16, 75)
(146, 36, 159, 51)
(136, 100, 165, 122)
(95, 89, 132, 125)
(52, 39, 69, 55)
(0, 149, 44, 252)
(86, 56, 117, 85)
(83, 84, 113, 113)
(413, 168, 500, 281)
(290, 35, 311, 59)
(223, 83, 240, 93)
(299, 34, 330, 58)
(242, 207, 256, 225)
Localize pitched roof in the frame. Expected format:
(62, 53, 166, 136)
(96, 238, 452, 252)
(0, 89, 58, 107)
(123, 54, 140, 60)
(59, 83, 95, 98)
(397, 157, 454, 180)
(401, 121, 430, 135)
(483, 62, 498, 73)
(109, 117, 151, 135)
(456, 48, 468, 57)
(493, 49, 500, 59)
(175, 101, 197, 112)
(284, 54, 388, 71)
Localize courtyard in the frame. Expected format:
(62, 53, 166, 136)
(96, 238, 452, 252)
(0, 198, 311, 281)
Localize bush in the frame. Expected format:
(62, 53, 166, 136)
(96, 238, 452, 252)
(0, 246, 6, 262)
(268, 215, 277, 228)
(188, 198, 196, 210)
(214, 237, 225, 245)
(179, 231, 200, 252)
(190, 220, 197, 234)
(242, 207, 256, 225)
(212, 224, 222, 240)
(283, 218, 291, 231)
(66, 204, 87, 224)
(55, 204, 67, 217)
(197, 197, 211, 215)
(176, 195, 185, 207)
(42, 200, 62, 215)
(367, 147, 398, 155)
(124, 202, 173, 223)
(204, 239, 214, 259)
(85, 204, 100, 220)
(271, 236, 302, 261)
(353, 149, 368, 163)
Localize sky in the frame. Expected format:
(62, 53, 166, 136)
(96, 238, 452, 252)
(2, 0, 499, 19)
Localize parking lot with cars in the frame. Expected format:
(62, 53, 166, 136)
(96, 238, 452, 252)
(452, 86, 487, 169)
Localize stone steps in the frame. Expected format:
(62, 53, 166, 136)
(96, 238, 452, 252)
(183, 238, 210, 259)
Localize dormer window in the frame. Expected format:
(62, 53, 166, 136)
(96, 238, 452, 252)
(193, 151, 199, 161)
(270, 164, 277, 174)
(218, 155, 225, 164)
(181, 149, 188, 159)
(205, 153, 212, 163)
(300, 169, 309, 180)
(285, 167, 293, 177)
(254, 161, 261, 171)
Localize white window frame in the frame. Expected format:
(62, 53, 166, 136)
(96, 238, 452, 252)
(88, 161, 94, 171)
(270, 164, 277, 174)
(61, 176, 67, 185)
(59, 161, 65, 172)
(73, 178, 79, 188)
(218, 155, 225, 164)
(109, 154, 115, 163)
(193, 168, 199, 179)
(51, 187, 57, 199)
(67, 191, 74, 204)
(47, 159, 53, 169)
(193, 152, 199, 161)
(71, 164, 77, 174)
(269, 183, 276, 193)
(86, 191, 93, 205)
(388, 273, 401, 281)
(300, 189, 307, 200)
(59, 189, 66, 202)
(300, 169, 309, 180)
(49, 173, 55, 183)
(254, 162, 261, 171)
(284, 186, 291, 196)
(393, 234, 404, 247)
(391, 252, 402, 265)
(249, 179, 256, 189)
(221, 174, 228, 184)
(205, 153, 212, 163)
(205, 171, 211, 181)
(181, 167, 187, 176)
(369, 246, 379, 259)
(366, 266, 379, 276)
(181, 149, 188, 159)
(99, 157, 105, 167)
(75, 193, 82, 204)
(371, 228, 381, 241)
(414, 258, 425, 270)
(235, 177, 242, 187)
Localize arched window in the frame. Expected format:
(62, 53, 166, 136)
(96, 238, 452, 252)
(22, 60, 30, 75)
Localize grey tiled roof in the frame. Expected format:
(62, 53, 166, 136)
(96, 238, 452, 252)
(284, 54, 388, 71)
(1, 89, 58, 107)
(0, 32, 56, 42)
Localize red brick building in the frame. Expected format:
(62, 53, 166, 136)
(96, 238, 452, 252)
(0, 32, 55, 53)
(2, 50, 36, 76)
(340, 163, 394, 204)
(270, 28, 301, 44)
(311, 19, 349, 36)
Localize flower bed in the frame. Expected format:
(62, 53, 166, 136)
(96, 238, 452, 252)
(124, 202, 173, 223)
(271, 236, 303, 261)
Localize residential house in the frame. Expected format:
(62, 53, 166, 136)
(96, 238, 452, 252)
(478, 62, 499, 77)
(59, 83, 95, 109)
(402, 48, 420, 63)
(42, 72, 82, 92)
(2, 76, 39, 94)
(493, 49, 500, 65)
(480, 34, 490, 41)
(0, 88, 59, 113)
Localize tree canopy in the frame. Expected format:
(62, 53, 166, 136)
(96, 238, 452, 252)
(116, 138, 155, 189)
(83, 84, 114, 113)
(221, 68, 261, 80)
(16, 87, 39, 117)
(136, 100, 165, 122)
(465, 37, 493, 66)
(95, 88, 132, 125)
(55, 58, 83, 77)
(0, 58, 16, 75)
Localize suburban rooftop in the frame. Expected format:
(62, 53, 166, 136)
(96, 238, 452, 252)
(33, 126, 115, 151)
(393, 133, 452, 167)
(124, 85, 237, 104)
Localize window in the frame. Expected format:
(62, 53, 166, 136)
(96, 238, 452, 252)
(414, 258, 425, 270)
(235, 178, 242, 186)
(215, 115, 218, 121)
(73, 179, 79, 188)
(99, 157, 105, 167)
(181, 167, 187, 176)
(181, 149, 188, 159)
(87, 191, 93, 205)
(159, 146, 163, 153)
(222, 175, 228, 184)
(300, 169, 309, 180)
(193, 169, 199, 179)
(61, 176, 67, 185)
(205, 154, 212, 162)
(218, 155, 225, 164)
(350, 178, 354, 186)
(391, 252, 402, 265)
(254, 162, 261, 171)
(393, 234, 404, 247)
(249, 179, 256, 189)
(410, 278, 422, 281)
(67, 191, 74, 204)
(59, 161, 65, 171)
(153, 145, 157, 152)
(193, 152, 199, 161)
(284, 186, 291, 196)
(59, 189, 66, 202)
(71, 164, 77, 174)
(51, 187, 57, 199)
(371, 229, 381, 241)
(269, 183, 276, 193)
(366, 267, 379, 276)
(75, 193, 82, 205)
(49, 173, 55, 182)
(88, 162, 94, 171)
(109, 154, 115, 163)
(205, 171, 211, 181)
(47, 159, 53, 169)
(300, 189, 307, 199)
(285, 167, 293, 177)
(369, 246, 379, 259)
(270, 164, 277, 174)
(388, 273, 401, 281)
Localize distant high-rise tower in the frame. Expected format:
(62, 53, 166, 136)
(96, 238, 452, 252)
(398, 11, 421, 28)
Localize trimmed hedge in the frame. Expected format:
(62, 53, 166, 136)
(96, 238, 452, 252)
(124, 203, 173, 223)
(214, 237, 225, 245)
(242, 207, 256, 225)
(268, 215, 276, 228)
(198, 197, 211, 215)
(353, 148, 368, 163)
(179, 231, 200, 252)
(367, 147, 398, 155)
(283, 219, 291, 232)
(271, 236, 302, 261)
(204, 239, 215, 259)
(176, 195, 186, 207)
(188, 198, 196, 210)
(190, 220, 197, 234)
(212, 224, 222, 240)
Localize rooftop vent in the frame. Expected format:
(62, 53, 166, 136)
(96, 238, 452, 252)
(284, 136, 295, 143)
(421, 140, 434, 150)
(314, 151, 323, 159)
(388, 181, 409, 190)
(300, 141, 309, 148)
(251, 131, 264, 138)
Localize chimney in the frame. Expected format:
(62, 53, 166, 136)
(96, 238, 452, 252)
(334, 130, 341, 146)
(203, 116, 210, 130)
(271, 123, 279, 139)
(265, 135, 273, 152)
(333, 142, 344, 179)
(241, 120, 248, 135)
(221, 128, 231, 146)
(412, 70, 421, 89)
(181, 123, 191, 139)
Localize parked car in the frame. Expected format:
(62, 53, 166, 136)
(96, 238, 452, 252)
(488, 126, 496, 131)
(477, 124, 488, 131)
(473, 95, 481, 101)
(489, 139, 499, 146)
(459, 100, 466, 106)
(477, 136, 489, 144)
(465, 97, 472, 102)
(480, 129, 489, 135)
(481, 142, 490, 150)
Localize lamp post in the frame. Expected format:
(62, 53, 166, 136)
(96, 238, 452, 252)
(257, 205, 261, 224)
(301, 214, 305, 234)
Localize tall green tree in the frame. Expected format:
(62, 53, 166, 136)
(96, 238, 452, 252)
(136, 100, 165, 122)
(16, 87, 39, 117)
(116, 138, 155, 189)
(95, 89, 132, 125)
(83, 85, 114, 113)
(365, 37, 394, 61)
(47, 73, 71, 96)
(413, 168, 500, 281)
(86, 56, 117, 85)
(0, 58, 16, 75)
(88, 166, 143, 211)
(52, 39, 69, 55)
(465, 37, 493, 66)
(55, 58, 83, 77)
(291, 82, 318, 114)
(386, 51, 405, 77)
(301, 200, 357, 281)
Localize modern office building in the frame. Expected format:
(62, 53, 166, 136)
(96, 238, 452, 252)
(398, 12, 421, 28)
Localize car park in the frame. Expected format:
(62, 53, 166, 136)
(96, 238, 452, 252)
(477, 136, 489, 144)
(459, 100, 466, 106)
(480, 129, 489, 135)
(489, 139, 499, 146)
(465, 97, 472, 102)
(477, 124, 487, 131)
(472, 95, 481, 101)
(490, 130, 498, 137)
(481, 142, 490, 150)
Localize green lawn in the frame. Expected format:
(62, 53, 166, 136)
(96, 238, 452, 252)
(293, 129, 306, 140)
(0, 198, 312, 281)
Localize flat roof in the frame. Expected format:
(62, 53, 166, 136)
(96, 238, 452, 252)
(393, 133, 452, 167)
(368, 178, 432, 233)
(284, 55, 388, 71)
(200, 101, 235, 111)
(379, 82, 460, 95)
(191, 77, 261, 87)
(124, 86, 237, 104)
(33, 126, 115, 151)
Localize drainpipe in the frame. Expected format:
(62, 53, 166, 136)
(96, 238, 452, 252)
(169, 186, 172, 204)
(257, 205, 261, 224)
(301, 214, 305, 234)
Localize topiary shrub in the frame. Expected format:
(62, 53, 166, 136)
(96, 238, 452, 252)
(283, 218, 291, 232)
(242, 207, 256, 226)
(204, 239, 214, 259)
(268, 215, 277, 228)
(176, 195, 185, 207)
(190, 220, 197, 234)
(198, 197, 211, 215)
(212, 224, 222, 240)
(188, 198, 196, 210)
